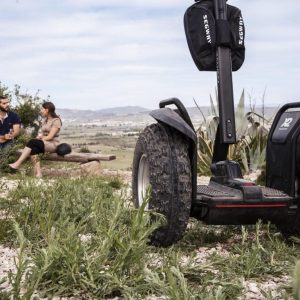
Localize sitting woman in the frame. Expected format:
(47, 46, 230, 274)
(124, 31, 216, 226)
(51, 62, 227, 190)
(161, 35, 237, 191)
(9, 101, 62, 177)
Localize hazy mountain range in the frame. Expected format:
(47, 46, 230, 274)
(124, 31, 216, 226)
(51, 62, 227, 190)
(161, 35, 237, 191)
(57, 105, 279, 122)
(57, 106, 149, 119)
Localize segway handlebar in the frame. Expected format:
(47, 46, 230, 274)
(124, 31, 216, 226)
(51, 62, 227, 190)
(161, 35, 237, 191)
(159, 98, 195, 131)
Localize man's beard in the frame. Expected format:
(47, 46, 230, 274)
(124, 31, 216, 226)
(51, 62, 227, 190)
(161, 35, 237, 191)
(0, 107, 8, 112)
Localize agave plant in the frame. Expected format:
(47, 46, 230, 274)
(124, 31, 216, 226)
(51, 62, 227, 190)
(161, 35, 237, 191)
(197, 118, 217, 175)
(195, 90, 270, 176)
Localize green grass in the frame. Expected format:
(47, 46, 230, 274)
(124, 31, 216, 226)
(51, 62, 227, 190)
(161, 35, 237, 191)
(1, 177, 300, 299)
(101, 146, 134, 170)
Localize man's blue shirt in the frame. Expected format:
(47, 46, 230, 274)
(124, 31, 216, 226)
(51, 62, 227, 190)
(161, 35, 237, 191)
(0, 111, 21, 135)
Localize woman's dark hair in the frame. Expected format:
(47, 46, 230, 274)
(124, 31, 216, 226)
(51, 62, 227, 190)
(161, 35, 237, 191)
(42, 102, 59, 118)
(42, 101, 62, 125)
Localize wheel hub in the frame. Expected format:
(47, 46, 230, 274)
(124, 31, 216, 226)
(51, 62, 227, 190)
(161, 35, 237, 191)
(137, 154, 150, 209)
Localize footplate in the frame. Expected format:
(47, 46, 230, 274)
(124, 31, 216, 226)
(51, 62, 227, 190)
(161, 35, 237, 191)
(192, 181, 292, 225)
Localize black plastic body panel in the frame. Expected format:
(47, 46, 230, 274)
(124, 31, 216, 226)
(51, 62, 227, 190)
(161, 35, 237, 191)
(266, 102, 300, 197)
(200, 206, 290, 225)
(271, 111, 300, 144)
(150, 108, 196, 143)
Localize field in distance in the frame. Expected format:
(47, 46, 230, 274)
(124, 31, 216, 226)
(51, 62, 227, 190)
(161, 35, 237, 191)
(60, 122, 146, 171)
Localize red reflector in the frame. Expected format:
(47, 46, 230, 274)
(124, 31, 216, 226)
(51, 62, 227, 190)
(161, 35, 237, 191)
(215, 204, 288, 208)
(243, 182, 255, 186)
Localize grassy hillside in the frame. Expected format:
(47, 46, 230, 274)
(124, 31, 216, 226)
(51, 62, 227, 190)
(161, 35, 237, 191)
(0, 176, 300, 299)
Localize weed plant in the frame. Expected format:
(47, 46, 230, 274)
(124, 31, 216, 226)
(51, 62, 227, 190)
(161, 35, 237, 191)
(1, 177, 300, 299)
(1, 177, 164, 298)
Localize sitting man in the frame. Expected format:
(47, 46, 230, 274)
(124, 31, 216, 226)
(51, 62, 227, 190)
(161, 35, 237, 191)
(0, 95, 21, 149)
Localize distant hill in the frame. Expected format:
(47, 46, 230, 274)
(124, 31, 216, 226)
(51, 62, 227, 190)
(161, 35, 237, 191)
(186, 106, 279, 120)
(96, 106, 150, 116)
(57, 105, 279, 123)
(57, 106, 150, 121)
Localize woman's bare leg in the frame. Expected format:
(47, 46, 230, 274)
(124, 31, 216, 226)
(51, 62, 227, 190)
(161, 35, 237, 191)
(31, 155, 42, 177)
(9, 147, 32, 169)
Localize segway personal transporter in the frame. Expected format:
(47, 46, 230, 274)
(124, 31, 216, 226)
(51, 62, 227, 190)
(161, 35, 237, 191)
(132, 0, 300, 246)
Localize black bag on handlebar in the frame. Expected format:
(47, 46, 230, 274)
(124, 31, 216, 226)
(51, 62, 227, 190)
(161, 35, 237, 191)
(184, 0, 245, 71)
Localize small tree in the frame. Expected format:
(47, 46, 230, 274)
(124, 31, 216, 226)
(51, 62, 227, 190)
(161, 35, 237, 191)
(0, 82, 49, 172)
(0, 81, 10, 98)
(12, 85, 44, 137)
(0, 82, 48, 136)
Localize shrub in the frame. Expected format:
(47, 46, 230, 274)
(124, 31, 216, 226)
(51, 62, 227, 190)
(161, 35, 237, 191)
(11, 84, 44, 137)
(79, 146, 91, 153)
(0, 82, 48, 172)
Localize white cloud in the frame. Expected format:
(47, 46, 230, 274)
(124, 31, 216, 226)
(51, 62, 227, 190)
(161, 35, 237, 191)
(0, 0, 299, 109)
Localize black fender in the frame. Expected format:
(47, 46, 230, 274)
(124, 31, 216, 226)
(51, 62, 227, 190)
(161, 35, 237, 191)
(150, 105, 198, 205)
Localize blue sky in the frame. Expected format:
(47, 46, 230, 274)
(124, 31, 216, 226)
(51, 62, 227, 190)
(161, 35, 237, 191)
(0, 0, 299, 110)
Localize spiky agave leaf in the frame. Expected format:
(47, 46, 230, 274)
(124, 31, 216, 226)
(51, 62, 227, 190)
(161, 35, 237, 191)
(193, 97, 207, 123)
(197, 130, 214, 175)
(209, 94, 218, 117)
(205, 116, 219, 141)
(247, 133, 268, 172)
(236, 90, 250, 141)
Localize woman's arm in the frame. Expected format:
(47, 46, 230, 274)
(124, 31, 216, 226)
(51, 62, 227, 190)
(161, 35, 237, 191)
(42, 127, 60, 141)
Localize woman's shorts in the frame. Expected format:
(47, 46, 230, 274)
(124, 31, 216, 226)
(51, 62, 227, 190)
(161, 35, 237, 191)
(26, 139, 45, 155)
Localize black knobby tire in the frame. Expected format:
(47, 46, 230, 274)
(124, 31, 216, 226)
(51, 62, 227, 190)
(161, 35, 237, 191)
(132, 123, 192, 246)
